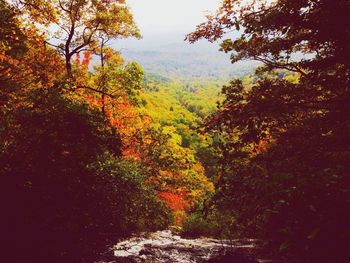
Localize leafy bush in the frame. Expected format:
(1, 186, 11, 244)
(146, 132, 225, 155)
(181, 209, 234, 239)
(89, 154, 173, 233)
(0, 89, 171, 262)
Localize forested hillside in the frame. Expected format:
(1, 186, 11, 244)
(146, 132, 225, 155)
(120, 48, 259, 79)
(0, 0, 213, 261)
(1, 0, 349, 262)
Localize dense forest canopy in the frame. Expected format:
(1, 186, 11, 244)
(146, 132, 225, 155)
(186, 0, 350, 262)
(1, 0, 349, 262)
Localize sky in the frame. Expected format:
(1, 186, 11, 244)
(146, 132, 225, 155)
(113, 0, 222, 50)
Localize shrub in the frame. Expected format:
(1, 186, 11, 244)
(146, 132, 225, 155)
(0, 89, 171, 262)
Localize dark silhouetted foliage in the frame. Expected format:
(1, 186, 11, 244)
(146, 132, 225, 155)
(189, 0, 350, 262)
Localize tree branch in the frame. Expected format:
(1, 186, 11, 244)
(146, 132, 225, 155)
(44, 41, 65, 51)
(254, 56, 308, 76)
(58, 0, 70, 14)
(72, 85, 118, 98)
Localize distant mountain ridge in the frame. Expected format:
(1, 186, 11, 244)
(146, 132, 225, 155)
(112, 41, 259, 79)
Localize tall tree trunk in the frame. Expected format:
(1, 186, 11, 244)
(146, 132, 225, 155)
(100, 40, 106, 114)
(65, 54, 72, 79)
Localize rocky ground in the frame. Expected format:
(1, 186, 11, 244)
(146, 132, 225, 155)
(100, 230, 260, 263)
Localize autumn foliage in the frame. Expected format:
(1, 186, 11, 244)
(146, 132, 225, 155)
(0, 1, 217, 261)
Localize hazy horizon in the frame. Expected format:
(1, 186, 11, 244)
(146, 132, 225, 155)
(113, 0, 222, 51)
(109, 0, 257, 79)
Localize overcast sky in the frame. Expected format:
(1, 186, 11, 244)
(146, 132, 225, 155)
(113, 0, 222, 50)
(127, 0, 220, 34)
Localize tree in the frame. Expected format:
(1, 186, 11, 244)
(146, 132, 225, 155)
(188, 0, 350, 262)
(0, 88, 173, 262)
(128, 126, 214, 224)
(0, 2, 171, 261)
(1, 88, 117, 261)
(1, 0, 64, 111)
(13, 0, 140, 78)
(93, 50, 144, 113)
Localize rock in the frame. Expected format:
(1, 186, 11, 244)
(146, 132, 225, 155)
(104, 230, 258, 263)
